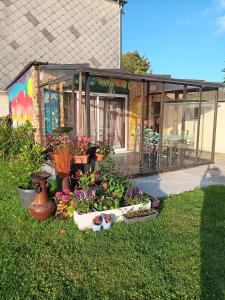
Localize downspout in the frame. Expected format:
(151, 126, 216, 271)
(119, 1, 126, 69)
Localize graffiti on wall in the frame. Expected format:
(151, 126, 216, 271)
(44, 89, 59, 134)
(8, 69, 34, 126)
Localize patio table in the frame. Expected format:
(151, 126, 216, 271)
(162, 135, 186, 167)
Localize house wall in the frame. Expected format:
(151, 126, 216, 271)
(0, 0, 122, 88)
(0, 90, 9, 117)
(7, 67, 42, 141)
(8, 68, 34, 127)
(215, 102, 225, 154)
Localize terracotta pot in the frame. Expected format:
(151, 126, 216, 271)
(74, 155, 89, 164)
(53, 153, 72, 176)
(29, 172, 55, 221)
(96, 153, 104, 162)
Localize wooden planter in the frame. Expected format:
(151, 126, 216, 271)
(74, 155, 89, 164)
(96, 153, 104, 162)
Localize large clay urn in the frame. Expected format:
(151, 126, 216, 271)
(29, 172, 55, 221)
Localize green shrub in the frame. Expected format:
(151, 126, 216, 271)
(0, 118, 35, 160)
(8, 143, 45, 189)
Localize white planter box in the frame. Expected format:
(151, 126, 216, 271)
(73, 202, 151, 230)
(123, 211, 158, 224)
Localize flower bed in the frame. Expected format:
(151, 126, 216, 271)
(53, 158, 160, 231)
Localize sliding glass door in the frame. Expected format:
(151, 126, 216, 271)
(88, 95, 127, 150)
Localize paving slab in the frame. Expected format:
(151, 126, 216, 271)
(134, 154, 225, 198)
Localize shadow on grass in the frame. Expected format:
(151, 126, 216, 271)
(200, 167, 225, 300)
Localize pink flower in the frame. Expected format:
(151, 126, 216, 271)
(62, 195, 70, 202)
(63, 189, 71, 195)
(55, 191, 63, 198)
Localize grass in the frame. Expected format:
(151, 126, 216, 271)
(0, 160, 225, 300)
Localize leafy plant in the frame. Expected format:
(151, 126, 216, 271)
(123, 187, 148, 206)
(55, 190, 76, 219)
(0, 119, 36, 160)
(96, 141, 115, 156)
(46, 133, 72, 159)
(9, 143, 45, 189)
(73, 136, 91, 156)
(74, 188, 96, 213)
(77, 171, 97, 189)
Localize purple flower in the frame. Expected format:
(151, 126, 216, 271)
(151, 199, 160, 208)
(74, 190, 84, 201)
(74, 187, 97, 201)
(125, 187, 141, 200)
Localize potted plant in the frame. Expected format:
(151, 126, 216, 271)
(102, 214, 112, 230)
(54, 189, 76, 219)
(9, 143, 45, 209)
(95, 141, 114, 161)
(51, 135, 73, 190)
(92, 215, 103, 232)
(73, 136, 91, 164)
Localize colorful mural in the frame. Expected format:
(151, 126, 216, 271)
(44, 89, 59, 134)
(8, 69, 34, 126)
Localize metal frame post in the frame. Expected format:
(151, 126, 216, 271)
(48, 84, 53, 133)
(195, 87, 202, 162)
(71, 75, 76, 138)
(78, 72, 83, 136)
(211, 88, 219, 162)
(85, 73, 91, 137)
(158, 82, 165, 171)
(140, 80, 145, 175)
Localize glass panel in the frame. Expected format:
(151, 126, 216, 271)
(161, 83, 185, 170)
(90, 96, 98, 142)
(99, 97, 125, 149)
(198, 88, 217, 162)
(142, 82, 162, 174)
(41, 79, 75, 136)
(39, 69, 74, 85)
(43, 84, 60, 135)
(112, 80, 142, 175)
(182, 86, 200, 166)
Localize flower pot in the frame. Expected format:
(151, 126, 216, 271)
(96, 153, 104, 162)
(53, 153, 72, 176)
(74, 155, 89, 164)
(93, 224, 102, 232)
(103, 222, 111, 230)
(17, 187, 35, 209)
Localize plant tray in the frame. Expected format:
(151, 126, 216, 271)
(74, 202, 151, 231)
(123, 210, 158, 224)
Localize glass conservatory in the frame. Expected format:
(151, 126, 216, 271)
(37, 64, 220, 176)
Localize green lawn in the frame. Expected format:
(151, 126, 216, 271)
(0, 160, 225, 300)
